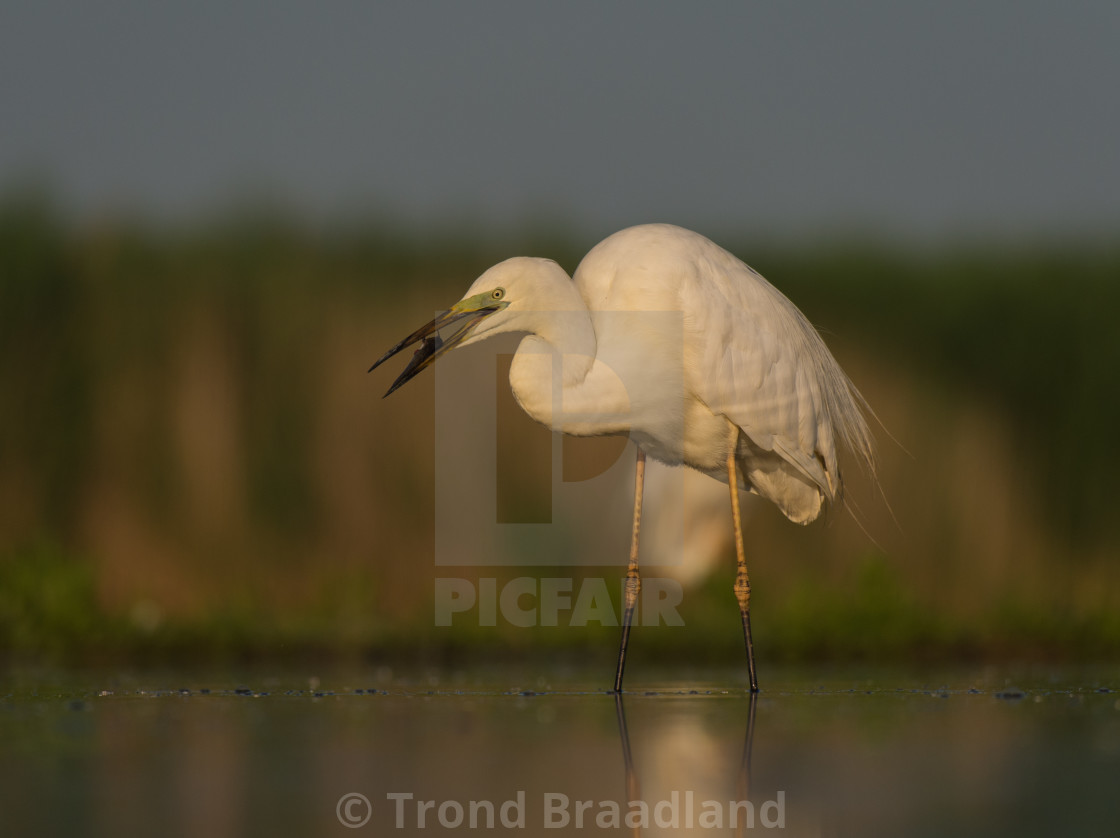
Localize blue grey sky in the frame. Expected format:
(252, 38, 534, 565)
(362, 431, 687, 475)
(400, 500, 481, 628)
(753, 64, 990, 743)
(3, 1, 1118, 241)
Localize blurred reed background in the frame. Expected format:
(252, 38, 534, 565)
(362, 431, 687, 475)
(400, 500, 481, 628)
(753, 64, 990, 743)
(3, 184, 1118, 665)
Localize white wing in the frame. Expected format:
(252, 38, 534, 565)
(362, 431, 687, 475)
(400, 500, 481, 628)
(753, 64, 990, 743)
(573, 223, 874, 524)
(681, 236, 873, 523)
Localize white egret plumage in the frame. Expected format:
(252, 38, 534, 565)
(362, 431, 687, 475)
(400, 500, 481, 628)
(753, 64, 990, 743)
(370, 223, 877, 693)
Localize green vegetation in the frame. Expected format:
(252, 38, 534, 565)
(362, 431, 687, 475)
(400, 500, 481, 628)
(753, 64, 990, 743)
(3, 542, 1117, 665)
(2, 188, 1119, 663)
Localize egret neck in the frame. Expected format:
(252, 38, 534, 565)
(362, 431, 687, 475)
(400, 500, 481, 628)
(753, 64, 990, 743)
(499, 262, 629, 438)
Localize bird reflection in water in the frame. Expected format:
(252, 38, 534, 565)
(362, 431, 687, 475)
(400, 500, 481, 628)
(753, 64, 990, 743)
(613, 691, 759, 836)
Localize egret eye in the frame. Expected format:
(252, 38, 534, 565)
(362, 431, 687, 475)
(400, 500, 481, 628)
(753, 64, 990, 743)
(491, 288, 505, 301)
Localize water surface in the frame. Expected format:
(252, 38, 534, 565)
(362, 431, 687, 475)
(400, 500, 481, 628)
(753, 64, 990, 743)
(2, 664, 1117, 836)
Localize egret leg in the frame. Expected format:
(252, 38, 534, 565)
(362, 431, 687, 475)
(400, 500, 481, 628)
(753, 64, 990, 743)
(728, 442, 760, 693)
(612, 448, 646, 693)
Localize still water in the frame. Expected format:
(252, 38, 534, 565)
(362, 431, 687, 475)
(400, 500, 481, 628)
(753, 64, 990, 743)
(2, 664, 1117, 836)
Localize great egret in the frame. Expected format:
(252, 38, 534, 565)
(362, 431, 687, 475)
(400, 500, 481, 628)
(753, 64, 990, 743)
(370, 224, 876, 693)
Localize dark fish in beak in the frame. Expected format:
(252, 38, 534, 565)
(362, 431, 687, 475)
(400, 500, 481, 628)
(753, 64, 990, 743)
(368, 292, 508, 397)
(384, 334, 442, 397)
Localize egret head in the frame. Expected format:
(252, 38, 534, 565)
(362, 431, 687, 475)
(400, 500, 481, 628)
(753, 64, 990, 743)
(368, 257, 559, 397)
